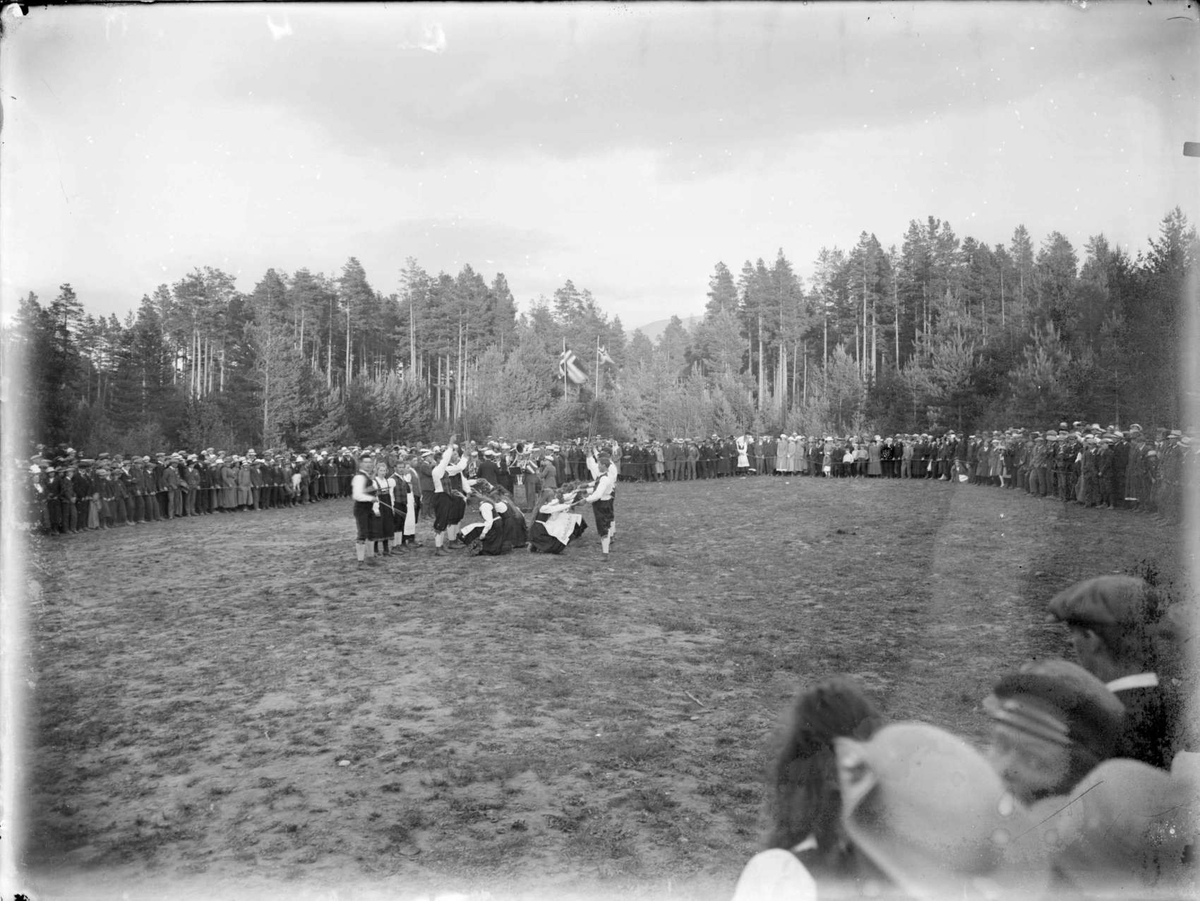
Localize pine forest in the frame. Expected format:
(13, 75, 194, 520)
(5, 208, 1197, 455)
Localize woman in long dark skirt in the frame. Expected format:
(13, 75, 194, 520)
(368, 461, 396, 557)
(496, 487, 528, 550)
(476, 484, 512, 557)
(457, 481, 511, 557)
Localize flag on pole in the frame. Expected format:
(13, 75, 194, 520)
(558, 348, 588, 384)
(598, 345, 617, 366)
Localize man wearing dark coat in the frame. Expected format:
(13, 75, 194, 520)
(879, 438, 895, 479)
(149, 455, 166, 520)
(72, 463, 92, 530)
(50, 465, 71, 533)
(497, 446, 514, 493)
(477, 450, 502, 488)
(184, 457, 201, 515)
(662, 440, 677, 482)
(1110, 433, 1130, 509)
(697, 441, 712, 479)
(1048, 576, 1190, 770)
(163, 456, 182, 518)
(565, 442, 582, 483)
(243, 452, 261, 510)
(415, 453, 435, 520)
(136, 458, 155, 521)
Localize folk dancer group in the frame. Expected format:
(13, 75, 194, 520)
(350, 452, 422, 564)
(350, 437, 620, 566)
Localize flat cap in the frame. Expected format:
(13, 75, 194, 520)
(1047, 575, 1160, 627)
(990, 658, 1124, 759)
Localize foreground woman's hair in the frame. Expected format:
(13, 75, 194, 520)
(764, 676, 884, 874)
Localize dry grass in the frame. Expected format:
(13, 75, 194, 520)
(17, 476, 1181, 900)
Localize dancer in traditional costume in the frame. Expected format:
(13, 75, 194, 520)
(528, 486, 586, 554)
(586, 442, 620, 547)
(351, 452, 380, 566)
(457, 480, 512, 557)
(496, 486, 528, 550)
(369, 461, 397, 557)
(393, 455, 421, 549)
(432, 436, 470, 557)
(583, 448, 619, 556)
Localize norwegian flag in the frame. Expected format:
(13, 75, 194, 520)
(598, 345, 617, 366)
(558, 348, 588, 384)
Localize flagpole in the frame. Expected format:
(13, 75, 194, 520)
(562, 335, 566, 398)
(595, 335, 600, 401)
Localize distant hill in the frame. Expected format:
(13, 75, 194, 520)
(631, 314, 702, 344)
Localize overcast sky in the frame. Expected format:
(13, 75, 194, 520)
(2, 2, 1197, 331)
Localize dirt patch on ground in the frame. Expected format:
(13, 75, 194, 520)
(16, 478, 1181, 900)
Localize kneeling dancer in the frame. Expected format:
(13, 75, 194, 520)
(528, 486, 586, 554)
(457, 480, 511, 556)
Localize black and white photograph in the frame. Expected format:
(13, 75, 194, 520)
(1, 3, 1197, 901)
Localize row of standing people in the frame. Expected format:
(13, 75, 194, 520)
(24, 420, 1190, 540)
(604, 424, 1193, 523)
(614, 434, 967, 481)
(24, 448, 359, 534)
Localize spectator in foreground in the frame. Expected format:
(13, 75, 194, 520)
(730, 677, 886, 901)
(982, 658, 1125, 805)
(1047, 575, 1189, 768)
(834, 722, 1052, 901)
(1026, 756, 1198, 898)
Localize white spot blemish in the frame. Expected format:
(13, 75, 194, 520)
(267, 14, 292, 40)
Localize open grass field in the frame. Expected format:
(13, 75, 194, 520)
(16, 475, 1186, 901)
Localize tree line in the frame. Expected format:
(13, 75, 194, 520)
(4, 207, 1194, 454)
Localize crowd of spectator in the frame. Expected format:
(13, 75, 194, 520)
(732, 574, 1197, 901)
(613, 421, 1193, 523)
(21, 419, 1193, 536)
(24, 446, 362, 534)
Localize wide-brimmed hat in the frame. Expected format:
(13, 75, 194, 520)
(836, 722, 1051, 901)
